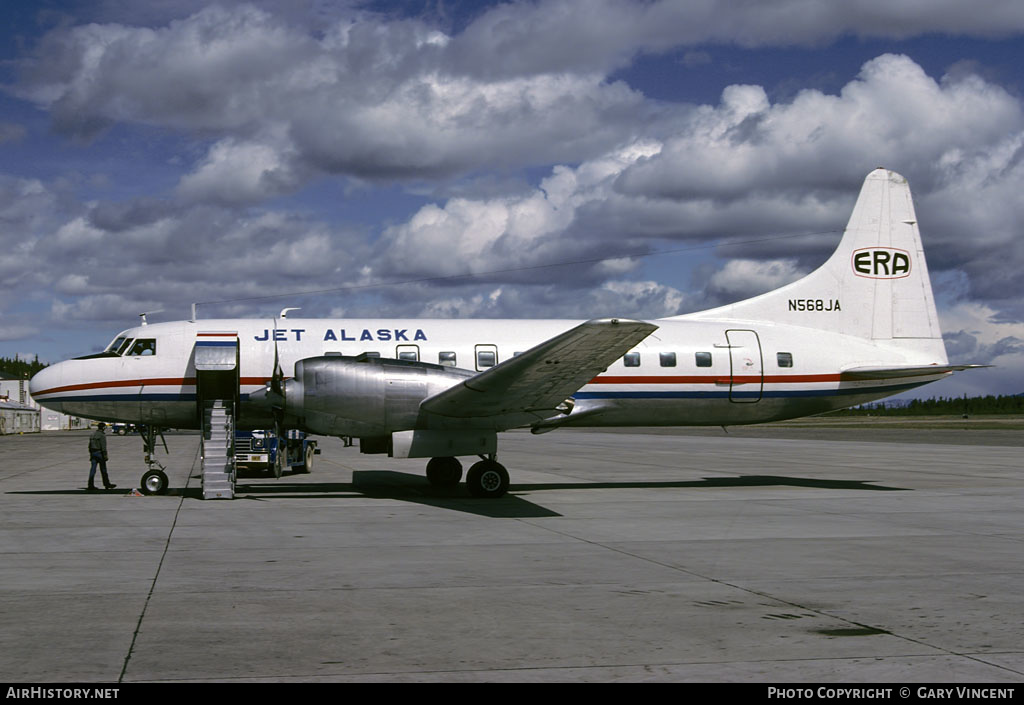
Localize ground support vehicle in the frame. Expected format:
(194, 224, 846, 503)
(235, 429, 319, 478)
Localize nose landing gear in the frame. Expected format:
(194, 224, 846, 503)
(138, 425, 170, 495)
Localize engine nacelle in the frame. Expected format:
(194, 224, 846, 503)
(279, 355, 474, 437)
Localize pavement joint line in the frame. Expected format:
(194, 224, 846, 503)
(518, 518, 1024, 679)
(117, 441, 201, 683)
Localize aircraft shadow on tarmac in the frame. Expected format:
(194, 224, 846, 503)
(10, 472, 909, 520)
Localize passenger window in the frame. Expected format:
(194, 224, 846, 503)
(660, 352, 676, 367)
(777, 352, 793, 368)
(128, 339, 156, 356)
(396, 345, 419, 362)
(439, 351, 457, 366)
(623, 352, 640, 367)
(477, 350, 496, 368)
(695, 352, 712, 367)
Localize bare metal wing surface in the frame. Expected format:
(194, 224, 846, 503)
(420, 318, 658, 423)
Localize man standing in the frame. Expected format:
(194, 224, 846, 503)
(87, 423, 116, 491)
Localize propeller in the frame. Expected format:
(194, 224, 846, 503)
(250, 323, 286, 409)
(269, 323, 287, 479)
(270, 328, 285, 401)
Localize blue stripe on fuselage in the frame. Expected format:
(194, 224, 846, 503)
(574, 381, 927, 400)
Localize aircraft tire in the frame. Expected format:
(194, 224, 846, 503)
(140, 469, 168, 495)
(426, 457, 462, 487)
(466, 460, 509, 498)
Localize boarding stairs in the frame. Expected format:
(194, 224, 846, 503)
(201, 399, 236, 499)
(193, 331, 240, 500)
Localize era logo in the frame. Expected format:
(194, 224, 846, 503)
(852, 247, 911, 279)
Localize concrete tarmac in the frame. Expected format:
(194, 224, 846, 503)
(1, 426, 1022, 683)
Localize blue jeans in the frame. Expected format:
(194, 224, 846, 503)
(89, 451, 111, 487)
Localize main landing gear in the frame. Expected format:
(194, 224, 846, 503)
(425, 455, 510, 498)
(425, 456, 462, 487)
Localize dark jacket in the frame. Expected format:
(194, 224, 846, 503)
(88, 429, 107, 454)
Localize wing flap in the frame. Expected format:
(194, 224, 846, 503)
(421, 318, 657, 423)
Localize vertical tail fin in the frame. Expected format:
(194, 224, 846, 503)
(674, 169, 946, 361)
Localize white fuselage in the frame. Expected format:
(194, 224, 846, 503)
(29, 316, 948, 431)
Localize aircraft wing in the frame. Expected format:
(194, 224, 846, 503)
(840, 363, 990, 380)
(420, 318, 657, 426)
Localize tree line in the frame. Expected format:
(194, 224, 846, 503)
(831, 395, 1024, 416)
(0, 355, 48, 380)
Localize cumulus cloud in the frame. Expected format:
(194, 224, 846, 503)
(18, 2, 1024, 193)
(352, 278, 692, 321)
(931, 303, 1024, 396)
(616, 54, 1023, 201)
(177, 133, 308, 205)
(704, 259, 806, 306)
(371, 53, 1024, 311)
(940, 303, 1024, 363)
(0, 174, 373, 329)
(604, 53, 1024, 317)
(13, 4, 657, 186)
(10, 50, 1024, 331)
(0, 325, 40, 342)
(374, 141, 663, 282)
(0, 177, 75, 300)
(447, 0, 1024, 76)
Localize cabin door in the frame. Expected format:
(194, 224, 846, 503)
(726, 329, 763, 403)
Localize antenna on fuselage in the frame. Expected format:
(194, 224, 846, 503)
(279, 307, 301, 319)
(139, 310, 163, 326)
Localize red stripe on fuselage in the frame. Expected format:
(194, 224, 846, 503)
(33, 376, 271, 397)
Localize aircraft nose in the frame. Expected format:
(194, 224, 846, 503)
(29, 363, 64, 407)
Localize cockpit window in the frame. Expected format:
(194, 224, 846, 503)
(127, 339, 156, 356)
(75, 334, 135, 360)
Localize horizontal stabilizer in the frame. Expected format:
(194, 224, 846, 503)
(421, 318, 657, 426)
(840, 364, 990, 380)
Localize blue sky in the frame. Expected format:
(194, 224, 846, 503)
(2, 0, 1023, 399)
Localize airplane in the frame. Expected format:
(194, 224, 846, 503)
(29, 168, 981, 499)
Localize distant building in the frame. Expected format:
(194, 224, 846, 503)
(0, 371, 35, 410)
(39, 409, 89, 431)
(0, 369, 86, 433)
(0, 400, 40, 434)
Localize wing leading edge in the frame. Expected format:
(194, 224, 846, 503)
(420, 318, 657, 429)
